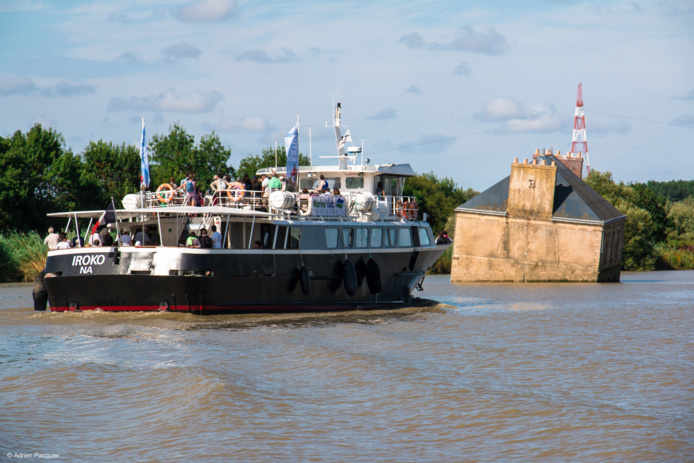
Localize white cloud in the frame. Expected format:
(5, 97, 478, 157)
(476, 99, 564, 133)
(398, 26, 509, 55)
(0, 0, 42, 13)
(475, 98, 523, 121)
(162, 42, 202, 64)
(0, 73, 38, 95)
(108, 89, 223, 113)
(215, 116, 269, 132)
(175, 0, 237, 23)
(368, 108, 398, 120)
(454, 62, 471, 76)
(236, 48, 299, 63)
(40, 81, 97, 97)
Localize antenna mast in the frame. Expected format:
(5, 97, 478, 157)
(570, 83, 589, 175)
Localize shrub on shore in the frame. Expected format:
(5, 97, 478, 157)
(0, 231, 47, 282)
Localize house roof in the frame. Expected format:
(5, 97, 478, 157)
(456, 154, 626, 224)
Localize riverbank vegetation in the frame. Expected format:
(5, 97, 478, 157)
(1, 123, 692, 280)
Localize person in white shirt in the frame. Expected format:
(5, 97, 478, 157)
(120, 230, 132, 246)
(44, 227, 60, 250)
(210, 225, 222, 249)
(55, 232, 72, 249)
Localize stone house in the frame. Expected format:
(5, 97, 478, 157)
(451, 150, 626, 282)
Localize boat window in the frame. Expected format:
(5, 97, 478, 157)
(342, 228, 354, 248)
(261, 224, 273, 249)
(345, 176, 364, 189)
(289, 227, 301, 249)
(355, 228, 368, 248)
(418, 227, 430, 246)
(370, 228, 383, 247)
(387, 228, 397, 247)
(325, 228, 339, 248)
(399, 228, 412, 247)
(275, 226, 287, 249)
(300, 176, 342, 191)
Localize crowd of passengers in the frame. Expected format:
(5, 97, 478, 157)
(165, 170, 371, 208)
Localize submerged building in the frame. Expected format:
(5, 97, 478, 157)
(451, 150, 626, 283)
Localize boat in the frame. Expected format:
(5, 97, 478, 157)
(37, 104, 450, 314)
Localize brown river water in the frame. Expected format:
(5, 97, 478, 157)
(0, 271, 692, 462)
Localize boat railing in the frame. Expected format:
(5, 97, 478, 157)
(142, 189, 420, 221)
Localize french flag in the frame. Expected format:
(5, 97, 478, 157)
(90, 201, 117, 237)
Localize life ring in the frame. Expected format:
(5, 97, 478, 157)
(156, 183, 175, 203)
(226, 182, 245, 202)
(408, 200, 418, 220)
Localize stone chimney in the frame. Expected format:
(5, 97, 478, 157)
(532, 148, 584, 179)
(508, 156, 557, 220)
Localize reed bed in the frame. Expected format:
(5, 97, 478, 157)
(0, 231, 48, 282)
(655, 243, 694, 270)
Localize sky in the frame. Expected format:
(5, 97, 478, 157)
(1, 0, 693, 191)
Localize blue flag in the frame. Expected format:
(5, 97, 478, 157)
(140, 117, 150, 188)
(285, 121, 299, 184)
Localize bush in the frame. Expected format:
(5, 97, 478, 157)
(0, 231, 47, 282)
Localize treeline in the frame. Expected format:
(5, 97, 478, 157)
(0, 123, 310, 234)
(646, 179, 694, 203)
(586, 171, 694, 270)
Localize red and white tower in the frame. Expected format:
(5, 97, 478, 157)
(570, 83, 589, 174)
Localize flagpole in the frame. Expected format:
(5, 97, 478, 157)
(74, 213, 81, 247)
(112, 197, 120, 243)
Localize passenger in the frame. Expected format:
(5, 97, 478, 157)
(243, 174, 252, 192)
(44, 227, 60, 250)
(253, 240, 263, 249)
(93, 239, 101, 247)
(186, 231, 201, 248)
(333, 187, 341, 196)
(319, 174, 329, 190)
(260, 174, 269, 193)
(99, 227, 114, 246)
(209, 174, 221, 197)
(436, 230, 452, 244)
(199, 228, 213, 249)
(120, 230, 132, 246)
(72, 235, 84, 248)
(376, 181, 386, 197)
(210, 225, 222, 249)
(147, 228, 160, 246)
(267, 172, 282, 195)
(88, 230, 101, 247)
(133, 229, 146, 246)
(184, 173, 198, 206)
(316, 174, 329, 193)
(56, 232, 72, 249)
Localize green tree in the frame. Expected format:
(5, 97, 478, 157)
(646, 179, 694, 202)
(0, 124, 87, 232)
(667, 197, 694, 245)
(585, 170, 661, 270)
(81, 140, 140, 206)
(236, 146, 311, 180)
(403, 172, 477, 234)
(149, 123, 232, 188)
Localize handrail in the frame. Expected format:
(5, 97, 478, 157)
(141, 189, 419, 222)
